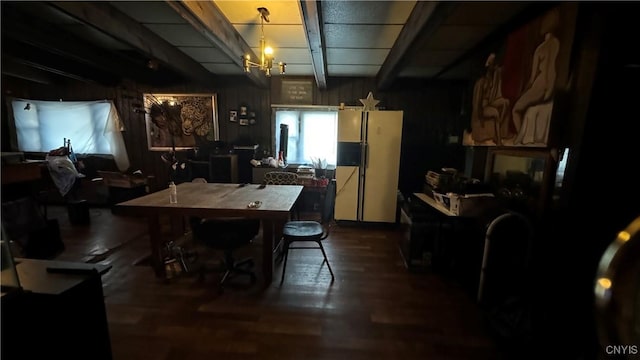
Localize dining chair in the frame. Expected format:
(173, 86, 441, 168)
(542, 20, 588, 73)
(188, 177, 260, 291)
(280, 179, 336, 284)
(263, 171, 300, 220)
(261, 171, 300, 261)
(263, 171, 298, 186)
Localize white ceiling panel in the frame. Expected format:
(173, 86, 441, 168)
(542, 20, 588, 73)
(322, 1, 416, 24)
(257, 48, 312, 64)
(144, 24, 213, 47)
(214, 1, 301, 24)
(236, 24, 308, 48)
(324, 24, 404, 49)
(273, 64, 314, 76)
(179, 47, 234, 63)
(326, 48, 390, 65)
(328, 64, 380, 76)
(110, 1, 186, 24)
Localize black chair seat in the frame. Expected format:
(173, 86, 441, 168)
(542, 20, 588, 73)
(192, 218, 260, 250)
(283, 221, 323, 240)
(280, 180, 336, 284)
(189, 217, 260, 290)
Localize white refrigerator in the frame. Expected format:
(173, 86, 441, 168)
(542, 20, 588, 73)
(334, 110, 403, 223)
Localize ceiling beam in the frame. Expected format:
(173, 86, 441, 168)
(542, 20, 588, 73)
(299, 0, 327, 90)
(1, 56, 57, 85)
(1, 8, 162, 86)
(2, 39, 115, 85)
(47, 1, 217, 87)
(376, 1, 457, 90)
(433, 2, 556, 79)
(166, 1, 268, 88)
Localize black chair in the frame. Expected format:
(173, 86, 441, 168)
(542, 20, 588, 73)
(280, 179, 336, 283)
(189, 177, 259, 289)
(190, 216, 260, 290)
(263, 171, 300, 220)
(477, 211, 533, 304)
(476, 210, 534, 344)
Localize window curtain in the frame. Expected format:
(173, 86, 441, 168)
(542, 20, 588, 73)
(11, 99, 130, 171)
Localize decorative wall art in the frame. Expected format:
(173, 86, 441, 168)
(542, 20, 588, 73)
(230, 110, 238, 122)
(144, 93, 219, 151)
(463, 4, 576, 147)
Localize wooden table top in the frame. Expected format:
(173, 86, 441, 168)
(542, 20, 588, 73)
(116, 182, 303, 219)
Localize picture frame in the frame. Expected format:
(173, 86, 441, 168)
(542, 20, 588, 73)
(229, 110, 238, 122)
(239, 119, 249, 126)
(144, 93, 219, 151)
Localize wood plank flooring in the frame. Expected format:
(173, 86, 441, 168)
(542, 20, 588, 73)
(40, 206, 504, 359)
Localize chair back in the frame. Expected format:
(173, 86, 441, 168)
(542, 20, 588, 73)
(478, 211, 533, 304)
(263, 171, 298, 185)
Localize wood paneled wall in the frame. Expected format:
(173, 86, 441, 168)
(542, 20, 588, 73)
(2, 75, 465, 193)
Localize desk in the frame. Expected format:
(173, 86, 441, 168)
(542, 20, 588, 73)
(413, 192, 456, 217)
(1, 259, 112, 359)
(116, 182, 303, 285)
(412, 192, 472, 271)
(412, 192, 495, 294)
(1, 161, 43, 185)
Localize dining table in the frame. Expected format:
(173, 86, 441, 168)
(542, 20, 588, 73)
(116, 182, 303, 285)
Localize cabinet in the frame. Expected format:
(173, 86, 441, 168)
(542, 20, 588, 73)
(399, 199, 438, 272)
(210, 154, 238, 183)
(187, 155, 238, 183)
(1, 259, 112, 359)
(233, 145, 258, 183)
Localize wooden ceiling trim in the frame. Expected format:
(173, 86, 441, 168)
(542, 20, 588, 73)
(299, 0, 327, 90)
(1, 56, 58, 85)
(48, 1, 217, 87)
(2, 12, 161, 86)
(166, 1, 268, 88)
(432, 2, 555, 80)
(377, 2, 457, 90)
(3, 39, 115, 85)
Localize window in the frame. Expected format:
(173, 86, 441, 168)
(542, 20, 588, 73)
(10, 98, 130, 171)
(274, 108, 337, 165)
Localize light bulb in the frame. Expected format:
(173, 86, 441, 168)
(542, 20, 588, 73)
(264, 46, 273, 57)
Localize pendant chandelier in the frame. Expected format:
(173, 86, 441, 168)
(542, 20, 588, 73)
(241, 7, 286, 76)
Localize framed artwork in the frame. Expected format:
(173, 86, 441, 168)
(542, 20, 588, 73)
(144, 93, 219, 151)
(229, 110, 238, 122)
(463, 4, 577, 147)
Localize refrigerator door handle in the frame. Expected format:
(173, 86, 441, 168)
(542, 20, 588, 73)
(363, 143, 369, 169)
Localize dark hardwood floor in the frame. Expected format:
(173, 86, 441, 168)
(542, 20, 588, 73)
(41, 205, 504, 360)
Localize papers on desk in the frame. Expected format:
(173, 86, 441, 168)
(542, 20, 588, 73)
(433, 192, 495, 216)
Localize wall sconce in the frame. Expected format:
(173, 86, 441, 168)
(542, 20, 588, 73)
(241, 7, 286, 76)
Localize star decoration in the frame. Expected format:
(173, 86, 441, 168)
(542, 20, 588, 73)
(360, 91, 380, 111)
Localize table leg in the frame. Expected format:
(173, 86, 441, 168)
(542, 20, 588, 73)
(262, 219, 286, 286)
(147, 215, 166, 278)
(262, 219, 274, 284)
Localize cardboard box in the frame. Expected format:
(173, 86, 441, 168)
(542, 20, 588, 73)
(448, 193, 496, 216)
